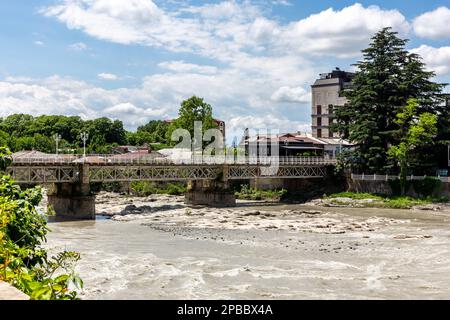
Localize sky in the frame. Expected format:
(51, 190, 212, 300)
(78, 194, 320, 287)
(1, 0, 450, 142)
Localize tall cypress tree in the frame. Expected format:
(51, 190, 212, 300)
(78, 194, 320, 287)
(333, 27, 446, 173)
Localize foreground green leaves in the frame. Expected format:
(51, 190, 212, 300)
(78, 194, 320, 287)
(0, 151, 82, 299)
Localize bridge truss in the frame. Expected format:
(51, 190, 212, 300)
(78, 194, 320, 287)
(7, 163, 327, 183)
(6, 166, 78, 184)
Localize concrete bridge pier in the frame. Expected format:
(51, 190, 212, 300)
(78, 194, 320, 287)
(47, 164, 96, 220)
(185, 180, 236, 207)
(185, 166, 236, 208)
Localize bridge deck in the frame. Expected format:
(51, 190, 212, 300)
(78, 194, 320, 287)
(7, 156, 335, 183)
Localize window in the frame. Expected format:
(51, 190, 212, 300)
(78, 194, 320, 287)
(317, 105, 322, 115)
(317, 129, 322, 138)
(317, 117, 322, 126)
(329, 129, 334, 138)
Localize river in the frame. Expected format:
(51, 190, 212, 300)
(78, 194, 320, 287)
(44, 193, 450, 300)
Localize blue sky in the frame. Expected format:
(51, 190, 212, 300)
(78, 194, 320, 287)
(1, 0, 450, 141)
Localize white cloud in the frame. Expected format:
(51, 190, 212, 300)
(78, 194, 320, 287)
(98, 73, 119, 80)
(69, 42, 88, 51)
(41, 1, 409, 60)
(413, 6, 450, 40)
(411, 45, 450, 76)
(0, 76, 99, 120)
(0, 76, 168, 129)
(104, 102, 166, 127)
(0, 70, 313, 140)
(227, 115, 311, 142)
(271, 86, 310, 103)
(158, 61, 217, 74)
(280, 4, 410, 57)
(272, 0, 292, 6)
(34, 41, 45, 46)
(19, 1, 420, 140)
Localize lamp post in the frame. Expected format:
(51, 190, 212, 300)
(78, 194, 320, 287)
(284, 139, 288, 157)
(53, 133, 61, 156)
(80, 132, 89, 159)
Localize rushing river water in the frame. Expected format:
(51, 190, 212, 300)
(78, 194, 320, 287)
(45, 198, 450, 300)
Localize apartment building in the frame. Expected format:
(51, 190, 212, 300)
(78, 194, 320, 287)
(311, 68, 355, 138)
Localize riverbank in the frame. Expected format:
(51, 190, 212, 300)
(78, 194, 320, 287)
(44, 191, 450, 299)
(304, 192, 449, 211)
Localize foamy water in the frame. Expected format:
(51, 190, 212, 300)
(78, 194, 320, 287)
(45, 198, 450, 300)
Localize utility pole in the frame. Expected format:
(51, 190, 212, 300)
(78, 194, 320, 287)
(53, 133, 61, 155)
(80, 132, 89, 160)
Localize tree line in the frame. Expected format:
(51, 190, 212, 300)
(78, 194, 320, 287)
(0, 96, 218, 154)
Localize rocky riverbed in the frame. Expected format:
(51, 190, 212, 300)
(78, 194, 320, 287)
(93, 192, 419, 235)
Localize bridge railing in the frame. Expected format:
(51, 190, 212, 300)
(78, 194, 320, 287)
(351, 173, 449, 182)
(11, 154, 337, 166)
(11, 155, 82, 164)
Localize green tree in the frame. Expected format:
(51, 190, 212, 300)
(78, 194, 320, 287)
(166, 96, 218, 147)
(387, 99, 438, 194)
(333, 28, 446, 173)
(137, 120, 169, 144)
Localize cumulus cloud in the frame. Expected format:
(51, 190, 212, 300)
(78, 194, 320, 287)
(19, 1, 422, 140)
(0, 72, 313, 141)
(411, 45, 450, 76)
(271, 86, 310, 103)
(0, 76, 99, 120)
(103, 102, 166, 127)
(280, 3, 410, 57)
(0, 76, 168, 128)
(413, 6, 450, 40)
(98, 73, 119, 80)
(41, 1, 409, 60)
(227, 115, 311, 142)
(158, 61, 217, 74)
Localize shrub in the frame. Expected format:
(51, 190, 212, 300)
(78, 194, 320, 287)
(388, 179, 408, 197)
(412, 177, 442, 198)
(166, 183, 187, 195)
(0, 175, 82, 300)
(131, 181, 187, 196)
(130, 181, 158, 196)
(235, 184, 287, 201)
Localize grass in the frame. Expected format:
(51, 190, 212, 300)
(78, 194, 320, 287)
(235, 185, 287, 201)
(327, 192, 384, 201)
(326, 192, 448, 209)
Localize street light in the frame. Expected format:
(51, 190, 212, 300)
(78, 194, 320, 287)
(80, 132, 89, 159)
(284, 139, 288, 157)
(53, 133, 61, 155)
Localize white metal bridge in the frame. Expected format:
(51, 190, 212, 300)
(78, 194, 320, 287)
(6, 155, 337, 184)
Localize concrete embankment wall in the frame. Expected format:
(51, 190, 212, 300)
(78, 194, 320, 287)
(347, 179, 450, 198)
(239, 176, 346, 201)
(0, 281, 29, 300)
(236, 175, 450, 200)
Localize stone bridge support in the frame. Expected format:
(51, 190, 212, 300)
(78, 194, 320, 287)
(47, 164, 95, 220)
(185, 165, 236, 207)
